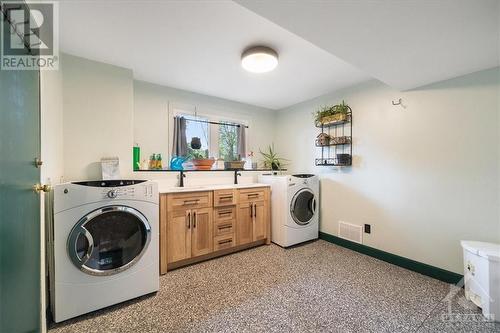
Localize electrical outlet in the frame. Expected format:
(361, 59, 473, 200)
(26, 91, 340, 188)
(364, 224, 371, 234)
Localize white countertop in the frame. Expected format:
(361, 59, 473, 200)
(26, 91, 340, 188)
(158, 183, 270, 194)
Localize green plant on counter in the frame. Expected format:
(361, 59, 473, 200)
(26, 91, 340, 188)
(259, 144, 288, 170)
(187, 147, 208, 160)
(313, 100, 350, 124)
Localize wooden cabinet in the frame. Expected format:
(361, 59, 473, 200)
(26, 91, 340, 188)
(236, 197, 269, 245)
(160, 186, 270, 274)
(165, 207, 213, 269)
(214, 189, 237, 207)
(236, 202, 253, 245)
(161, 191, 213, 274)
(191, 208, 213, 257)
(167, 209, 191, 263)
(214, 234, 235, 251)
(253, 201, 267, 241)
(238, 188, 266, 204)
(168, 191, 211, 210)
(214, 206, 236, 237)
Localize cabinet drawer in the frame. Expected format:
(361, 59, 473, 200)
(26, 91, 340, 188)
(214, 189, 237, 207)
(168, 191, 212, 210)
(214, 220, 235, 237)
(214, 234, 235, 251)
(214, 206, 236, 222)
(238, 188, 266, 203)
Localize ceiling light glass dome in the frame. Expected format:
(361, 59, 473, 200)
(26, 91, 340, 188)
(241, 46, 278, 73)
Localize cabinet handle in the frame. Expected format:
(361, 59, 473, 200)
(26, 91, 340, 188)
(218, 210, 232, 216)
(250, 204, 253, 218)
(218, 239, 232, 245)
(193, 211, 197, 228)
(219, 195, 233, 200)
(183, 199, 199, 205)
(254, 204, 257, 218)
(186, 212, 191, 229)
(247, 193, 259, 198)
(218, 224, 232, 230)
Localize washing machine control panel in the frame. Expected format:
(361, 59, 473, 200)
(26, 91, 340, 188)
(100, 184, 155, 200)
(54, 181, 158, 213)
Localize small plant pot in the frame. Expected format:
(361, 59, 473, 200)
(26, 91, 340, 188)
(224, 161, 245, 170)
(191, 158, 214, 170)
(336, 154, 351, 165)
(320, 113, 348, 125)
(190, 137, 202, 149)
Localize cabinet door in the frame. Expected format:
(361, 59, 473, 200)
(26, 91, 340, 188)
(237, 202, 253, 245)
(191, 208, 213, 257)
(167, 210, 191, 263)
(253, 201, 267, 241)
(160, 194, 168, 274)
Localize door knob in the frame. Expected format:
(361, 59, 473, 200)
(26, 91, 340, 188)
(33, 183, 51, 193)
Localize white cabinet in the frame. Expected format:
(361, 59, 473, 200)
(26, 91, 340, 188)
(461, 241, 500, 321)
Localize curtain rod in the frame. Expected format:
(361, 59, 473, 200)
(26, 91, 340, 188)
(177, 117, 249, 128)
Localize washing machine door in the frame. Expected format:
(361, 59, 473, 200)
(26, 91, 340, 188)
(67, 205, 151, 276)
(290, 188, 317, 226)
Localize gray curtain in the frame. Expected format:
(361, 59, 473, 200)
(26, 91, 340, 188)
(237, 125, 246, 159)
(172, 116, 187, 157)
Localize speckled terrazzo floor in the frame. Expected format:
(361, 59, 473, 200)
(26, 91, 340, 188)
(49, 240, 500, 333)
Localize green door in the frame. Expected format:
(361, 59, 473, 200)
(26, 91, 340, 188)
(0, 15, 41, 333)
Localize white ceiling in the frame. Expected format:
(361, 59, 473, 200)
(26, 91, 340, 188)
(59, 0, 369, 110)
(60, 1, 499, 110)
(236, 0, 500, 91)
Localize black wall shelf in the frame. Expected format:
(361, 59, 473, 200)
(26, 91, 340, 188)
(134, 168, 285, 186)
(315, 107, 352, 167)
(134, 169, 279, 172)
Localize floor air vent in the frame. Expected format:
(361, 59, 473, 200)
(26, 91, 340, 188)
(338, 221, 363, 244)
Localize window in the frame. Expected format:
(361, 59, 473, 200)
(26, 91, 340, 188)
(176, 111, 246, 160)
(218, 123, 238, 161)
(184, 115, 209, 159)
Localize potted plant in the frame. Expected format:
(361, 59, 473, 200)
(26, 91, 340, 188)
(224, 155, 246, 170)
(313, 100, 350, 126)
(259, 144, 288, 170)
(187, 148, 214, 170)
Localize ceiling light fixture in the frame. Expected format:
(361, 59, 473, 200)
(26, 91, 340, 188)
(241, 46, 278, 73)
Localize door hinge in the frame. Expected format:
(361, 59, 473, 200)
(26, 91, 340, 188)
(34, 157, 43, 168)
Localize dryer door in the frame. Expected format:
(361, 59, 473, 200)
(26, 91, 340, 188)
(290, 188, 317, 226)
(68, 205, 151, 276)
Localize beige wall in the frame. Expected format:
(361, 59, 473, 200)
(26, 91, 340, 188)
(40, 69, 64, 185)
(61, 54, 134, 181)
(274, 68, 500, 273)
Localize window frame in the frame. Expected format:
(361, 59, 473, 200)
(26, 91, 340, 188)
(168, 103, 249, 160)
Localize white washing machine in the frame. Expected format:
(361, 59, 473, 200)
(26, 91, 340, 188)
(258, 174, 319, 247)
(50, 180, 159, 322)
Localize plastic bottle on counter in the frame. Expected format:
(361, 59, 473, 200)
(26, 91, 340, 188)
(149, 154, 156, 170)
(157, 154, 163, 170)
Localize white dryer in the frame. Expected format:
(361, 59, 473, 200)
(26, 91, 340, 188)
(258, 174, 319, 247)
(50, 180, 159, 322)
